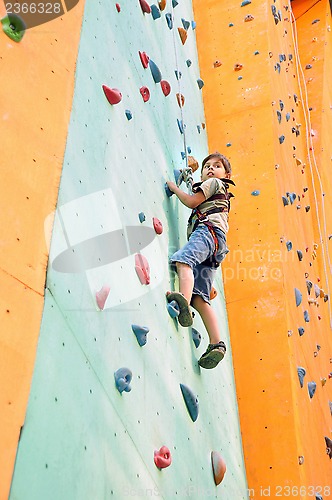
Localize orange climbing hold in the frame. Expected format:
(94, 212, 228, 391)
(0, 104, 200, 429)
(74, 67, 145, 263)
(211, 451, 226, 485)
(176, 93, 185, 107)
(210, 287, 218, 300)
(178, 27, 188, 45)
(234, 63, 243, 71)
(158, 0, 166, 10)
(213, 60, 222, 67)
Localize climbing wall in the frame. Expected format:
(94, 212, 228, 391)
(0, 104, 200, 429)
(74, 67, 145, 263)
(0, 3, 85, 499)
(193, 0, 332, 496)
(8, 0, 248, 498)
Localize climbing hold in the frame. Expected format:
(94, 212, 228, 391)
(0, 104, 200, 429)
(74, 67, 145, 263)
(172, 0, 178, 6)
(229, 22, 234, 27)
(177, 119, 184, 134)
(279, 135, 285, 144)
(213, 60, 222, 68)
(173, 169, 183, 186)
(312, 19, 320, 24)
(286, 241, 292, 251)
(324, 438, 332, 459)
(176, 93, 185, 107)
(279, 100, 284, 110)
(298, 327, 305, 336)
(306, 280, 313, 294)
(191, 328, 202, 348)
(297, 250, 303, 261)
(180, 383, 199, 422)
(139, 0, 151, 14)
(125, 109, 133, 120)
(288, 192, 297, 204)
(154, 446, 172, 469)
(102, 86, 122, 105)
(175, 70, 182, 80)
(251, 190, 260, 196)
(295, 288, 302, 307)
(165, 13, 173, 29)
(139, 51, 150, 68)
(160, 80, 171, 96)
(305, 206, 310, 212)
(178, 27, 188, 44)
(277, 110, 282, 123)
(197, 78, 204, 89)
(116, 3, 121, 12)
(286, 112, 290, 121)
(153, 217, 163, 234)
(165, 183, 174, 198)
(135, 253, 150, 285)
(241, 0, 251, 5)
(167, 300, 180, 318)
(234, 63, 243, 71)
(211, 451, 227, 485)
(197, 125, 201, 133)
(181, 18, 190, 30)
(210, 287, 218, 300)
(297, 367, 306, 388)
(244, 14, 254, 22)
(254, 50, 259, 55)
(298, 456, 304, 465)
(140, 86, 150, 102)
(1, 14, 26, 42)
(151, 4, 161, 19)
(132, 324, 149, 346)
(186, 59, 192, 67)
(314, 284, 320, 298)
(149, 59, 162, 83)
(321, 377, 327, 386)
(226, 142, 232, 147)
(282, 196, 289, 206)
(96, 285, 110, 310)
(114, 368, 132, 394)
(138, 212, 146, 223)
(308, 381, 316, 398)
(158, 0, 166, 10)
(304, 310, 310, 322)
(191, 21, 196, 30)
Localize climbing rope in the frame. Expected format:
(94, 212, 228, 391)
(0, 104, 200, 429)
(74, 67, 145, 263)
(289, 2, 332, 329)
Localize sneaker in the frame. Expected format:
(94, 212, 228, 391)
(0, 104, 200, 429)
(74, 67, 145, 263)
(166, 291, 193, 327)
(198, 342, 226, 369)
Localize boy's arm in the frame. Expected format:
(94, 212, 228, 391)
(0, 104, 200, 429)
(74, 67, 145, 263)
(166, 181, 205, 209)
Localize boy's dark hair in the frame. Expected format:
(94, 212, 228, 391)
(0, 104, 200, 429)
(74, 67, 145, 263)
(201, 152, 232, 175)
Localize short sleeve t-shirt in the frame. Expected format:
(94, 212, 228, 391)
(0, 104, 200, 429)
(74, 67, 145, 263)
(187, 178, 230, 238)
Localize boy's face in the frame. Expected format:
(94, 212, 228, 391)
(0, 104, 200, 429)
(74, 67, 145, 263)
(201, 157, 230, 181)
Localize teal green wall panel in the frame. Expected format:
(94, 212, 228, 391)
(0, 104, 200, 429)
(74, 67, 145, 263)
(10, 0, 248, 498)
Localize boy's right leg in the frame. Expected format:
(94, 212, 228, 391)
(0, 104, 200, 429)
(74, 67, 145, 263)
(176, 262, 194, 304)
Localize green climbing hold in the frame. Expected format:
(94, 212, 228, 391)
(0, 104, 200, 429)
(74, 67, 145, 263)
(1, 14, 26, 42)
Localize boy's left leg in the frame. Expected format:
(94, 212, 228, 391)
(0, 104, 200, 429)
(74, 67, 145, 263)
(191, 295, 226, 369)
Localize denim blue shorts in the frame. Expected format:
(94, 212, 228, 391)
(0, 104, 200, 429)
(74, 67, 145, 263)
(169, 224, 229, 304)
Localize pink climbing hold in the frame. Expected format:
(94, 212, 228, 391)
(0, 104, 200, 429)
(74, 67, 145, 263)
(96, 285, 110, 310)
(139, 0, 151, 13)
(140, 86, 150, 102)
(153, 217, 163, 234)
(211, 451, 227, 485)
(160, 80, 171, 96)
(139, 51, 149, 68)
(115, 3, 121, 12)
(135, 253, 150, 285)
(154, 446, 172, 469)
(102, 85, 122, 105)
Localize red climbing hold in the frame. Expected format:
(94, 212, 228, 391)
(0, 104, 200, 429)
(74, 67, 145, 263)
(140, 86, 150, 102)
(211, 451, 227, 485)
(102, 85, 122, 105)
(153, 217, 163, 234)
(135, 253, 150, 285)
(139, 51, 149, 68)
(139, 0, 151, 13)
(154, 446, 172, 469)
(96, 285, 110, 310)
(160, 80, 171, 96)
(115, 3, 121, 12)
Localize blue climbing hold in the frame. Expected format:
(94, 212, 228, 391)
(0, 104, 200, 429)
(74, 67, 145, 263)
(298, 327, 305, 336)
(295, 288, 302, 307)
(282, 196, 289, 206)
(187, 146, 192, 154)
(181, 151, 186, 160)
(114, 368, 132, 394)
(254, 50, 259, 55)
(286, 112, 290, 121)
(138, 212, 146, 223)
(186, 59, 192, 67)
(286, 241, 292, 251)
(149, 59, 162, 83)
(125, 109, 133, 120)
(181, 18, 190, 30)
(241, 0, 251, 5)
(238, 75, 243, 80)
(167, 300, 180, 318)
(226, 142, 232, 147)
(279, 100, 284, 111)
(132, 324, 149, 347)
(288, 192, 296, 204)
(180, 383, 199, 422)
(197, 78, 204, 89)
(277, 110, 282, 123)
(306, 280, 313, 294)
(191, 327, 202, 348)
(172, 0, 178, 6)
(191, 20, 196, 30)
(297, 250, 303, 261)
(173, 169, 183, 185)
(177, 119, 184, 134)
(297, 367, 306, 388)
(279, 135, 285, 144)
(165, 183, 174, 198)
(197, 125, 201, 133)
(150, 4, 161, 19)
(308, 381, 316, 398)
(251, 190, 260, 196)
(304, 310, 310, 322)
(165, 12, 173, 29)
(175, 69, 182, 80)
(229, 22, 234, 27)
